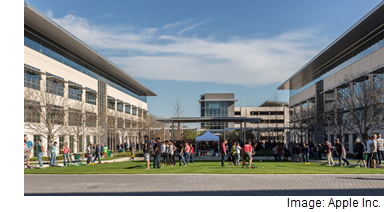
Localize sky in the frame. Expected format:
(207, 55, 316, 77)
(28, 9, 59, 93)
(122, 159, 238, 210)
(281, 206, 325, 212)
(26, 0, 383, 125)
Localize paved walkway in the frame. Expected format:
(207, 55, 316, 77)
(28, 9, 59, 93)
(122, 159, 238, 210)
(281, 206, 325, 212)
(24, 174, 384, 196)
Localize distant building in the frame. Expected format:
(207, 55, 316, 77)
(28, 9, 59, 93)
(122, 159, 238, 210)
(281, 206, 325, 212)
(234, 101, 289, 143)
(199, 93, 237, 134)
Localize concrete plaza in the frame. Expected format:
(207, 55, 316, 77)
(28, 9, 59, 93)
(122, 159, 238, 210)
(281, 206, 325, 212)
(24, 174, 384, 196)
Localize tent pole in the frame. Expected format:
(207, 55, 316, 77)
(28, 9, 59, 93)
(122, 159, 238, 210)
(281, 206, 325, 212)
(171, 120, 174, 141)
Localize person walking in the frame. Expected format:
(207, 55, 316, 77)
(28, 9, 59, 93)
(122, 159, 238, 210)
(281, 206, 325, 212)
(272, 145, 278, 162)
(184, 142, 191, 164)
(283, 145, 289, 162)
(161, 142, 166, 164)
(324, 141, 334, 166)
(318, 143, 322, 160)
(354, 138, 366, 168)
(313, 143, 318, 160)
(178, 142, 186, 166)
(24, 135, 33, 169)
(220, 140, 227, 167)
(153, 137, 162, 169)
(47, 139, 54, 167)
(190, 143, 194, 164)
(242, 141, 253, 168)
(143, 135, 151, 169)
(60, 142, 71, 166)
(303, 143, 309, 163)
(277, 144, 283, 162)
(104, 145, 108, 157)
(129, 144, 135, 161)
(86, 143, 93, 164)
(341, 145, 349, 166)
(93, 144, 101, 164)
(169, 141, 175, 166)
(376, 133, 384, 165)
(370, 135, 378, 168)
(100, 144, 104, 157)
(234, 142, 242, 166)
(367, 136, 374, 168)
(50, 142, 57, 166)
(165, 141, 170, 165)
(24, 140, 29, 169)
(335, 138, 343, 166)
(37, 139, 44, 168)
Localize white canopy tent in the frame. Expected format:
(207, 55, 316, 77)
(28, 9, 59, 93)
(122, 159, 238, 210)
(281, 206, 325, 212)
(195, 131, 219, 142)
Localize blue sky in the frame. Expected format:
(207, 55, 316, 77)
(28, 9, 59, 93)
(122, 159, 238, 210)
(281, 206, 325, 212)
(27, 0, 382, 124)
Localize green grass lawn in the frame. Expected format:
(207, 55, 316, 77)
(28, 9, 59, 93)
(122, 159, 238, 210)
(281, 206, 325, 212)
(27, 157, 122, 164)
(24, 160, 384, 175)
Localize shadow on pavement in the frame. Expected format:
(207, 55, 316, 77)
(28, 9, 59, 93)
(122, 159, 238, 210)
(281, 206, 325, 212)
(25, 188, 384, 196)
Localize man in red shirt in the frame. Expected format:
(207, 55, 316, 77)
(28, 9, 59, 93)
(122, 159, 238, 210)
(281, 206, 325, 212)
(220, 140, 227, 166)
(190, 143, 194, 163)
(242, 141, 253, 168)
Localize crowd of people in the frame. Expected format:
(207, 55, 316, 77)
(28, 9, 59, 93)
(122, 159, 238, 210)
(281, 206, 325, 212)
(24, 132, 384, 169)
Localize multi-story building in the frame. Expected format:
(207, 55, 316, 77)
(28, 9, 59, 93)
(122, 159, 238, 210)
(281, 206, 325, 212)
(278, 1, 384, 152)
(234, 101, 289, 142)
(24, 3, 156, 157)
(199, 93, 237, 133)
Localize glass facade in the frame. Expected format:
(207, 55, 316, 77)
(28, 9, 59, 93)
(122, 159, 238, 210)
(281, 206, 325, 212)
(33, 135, 40, 157)
(85, 90, 97, 105)
(132, 107, 137, 115)
(24, 25, 147, 103)
(290, 37, 384, 98)
(79, 136, 83, 153)
(46, 73, 64, 96)
(68, 81, 83, 101)
(24, 100, 40, 123)
(24, 68, 40, 90)
(70, 135, 74, 152)
(117, 102, 124, 112)
(202, 101, 229, 129)
(125, 105, 131, 114)
(107, 97, 115, 110)
(68, 108, 82, 126)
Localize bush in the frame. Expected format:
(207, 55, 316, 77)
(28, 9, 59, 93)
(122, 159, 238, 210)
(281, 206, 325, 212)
(29, 155, 64, 161)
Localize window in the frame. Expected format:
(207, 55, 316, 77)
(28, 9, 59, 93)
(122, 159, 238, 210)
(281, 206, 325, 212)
(107, 116, 115, 126)
(78, 136, 83, 153)
(86, 112, 96, 127)
(47, 104, 64, 125)
(234, 111, 241, 116)
(330, 134, 334, 145)
(93, 136, 96, 144)
(143, 110, 147, 118)
(337, 85, 349, 100)
(24, 100, 40, 123)
(69, 136, 74, 152)
(344, 134, 349, 151)
(117, 102, 124, 112)
(33, 135, 40, 157)
(132, 121, 137, 128)
(86, 135, 90, 145)
(107, 97, 115, 110)
(374, 72, 384, 89)
(24, 68, 40, 90)
(85, 89, 97, 105)
(117, 118, 124, 128)
(132, 107, 137, 115)
(353, 77, 368, 96)
(68, 108, 82, 126)
(125, 119, 131, 128)
(68, 81, 83, 101)
(125, 105, 131, 114)
(46, 73, 64, 96)
(324, 91, 334, 104)
(59, 136, 64, 154)
(138, 109, 142, 117)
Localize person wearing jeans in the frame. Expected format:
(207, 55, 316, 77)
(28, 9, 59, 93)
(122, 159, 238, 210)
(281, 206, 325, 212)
(184, 143, 190, 164)
(86, 144, 93, 164)
(93, 144, 101, 163)
(153, 137, 162, 168)
(37, 139, 44, 168)
(178, 143, 186, 166)
(220, 140, 227, 167)
(60, 142, 71, 166)
(303, 143, 309, 163)
(376, 133, 384, 165)
(50, 142, 57, 166)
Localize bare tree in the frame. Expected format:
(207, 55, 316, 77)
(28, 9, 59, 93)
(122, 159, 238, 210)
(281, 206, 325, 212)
(173, 97, 184, 140)
(24, 81, 69, 141)
(338, 73, 384, 143)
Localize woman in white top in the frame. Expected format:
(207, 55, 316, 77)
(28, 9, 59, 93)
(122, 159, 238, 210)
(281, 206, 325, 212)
(24, 141, 29, 169)
(234, 142, 242, 166)
(165, 141, 170, 165)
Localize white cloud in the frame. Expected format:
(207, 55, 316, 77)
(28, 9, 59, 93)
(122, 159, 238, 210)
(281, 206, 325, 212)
(51, 13, 328, 87)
